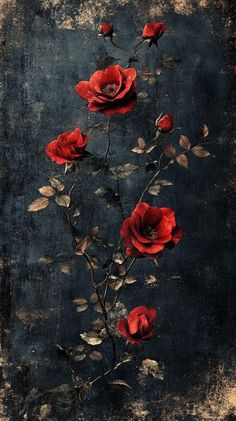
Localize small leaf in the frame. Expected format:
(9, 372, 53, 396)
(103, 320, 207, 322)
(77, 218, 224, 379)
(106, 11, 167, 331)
(85, 256, 101, 270)
(76, 304, 88, 312)
(145, 145, 156, 154)
(201, 124, 209, 138)
(92, 318, 104, 331)
(73, 208, 80, 218)
(147, 76, 156, 86)
(138, 137, 146, 149)
(89, 351, 102, 361)
(38, 186, 56, 197)
(155, 179, 173, 186)
(37, 256, 54, 265)
(156, 67, 162, 75)
(95, 186, 108, 197)
(109, 379, 132, 389)
(74, 353, 86, 361)
(80, 332, 103, 346)
(192, 146, 210, 158)
(163, 143, 177, 159)
(108, 163, 138, 180)
(55, 195, 70, 207)
(125, 276, 137, 285)
(145, 274, 158, 285)
(73, 298, 88, 306)
(176, 154, 188, 169)
(109, 278, 123, 291)
(148, 184, 161, 196)
(132, 147, 144, 154)
(49, 177, 64, 191)
(75, 237, 91, 255)
(89, 293, 99, 304)
(59, 261, 72, 275)
(179, 135, 191, 150)
(139, 359, 164, 380)
(28, 197, 49, 212)
(113, 252, 125, 265)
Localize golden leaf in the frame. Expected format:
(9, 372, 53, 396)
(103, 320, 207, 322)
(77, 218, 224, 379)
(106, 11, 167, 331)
(163, 143, 177, 158)
(201, 124, 209, 138)
(55, 195, 70, 207)
(75, 237, 91, 255)
(176, 154, 188, 169)
(148, 184, 161, 196)
(179, 135, 191, 150)
(132, 147, 145, 154)
(28, 197, 49, 212)
(73, 208, 80, 218)
(145, 144, 156, 154)
(59, 261, 72, 275)
(145, 274, 157, 285)
(156, 67, 162, 75)
(192, 146, 210, 158)
(49, 177, 64, 191)
(73, 298, 88, 306)
(89, 350, 102, 361)
(38, 186, 56, 197)
(109, 379, 132, 389)
(37, 256, 54, 265)
(80, 332, 103, 346)
(76, 304, 88, 312)
(125, 276, 137, 285)
(113, 252, 125, 265)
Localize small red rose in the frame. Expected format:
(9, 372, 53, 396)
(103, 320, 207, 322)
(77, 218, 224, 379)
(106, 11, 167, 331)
(156, 114, 173, 133)
(45, 128, 90, 165)
(120, 202, 183, 258)
(117, 306, 157, 346)
(99, 22, 113, 37)
(75, 65, 137, 116)
(142, 22, 167, 42)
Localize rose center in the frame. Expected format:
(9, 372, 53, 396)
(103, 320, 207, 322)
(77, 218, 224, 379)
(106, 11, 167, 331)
(143, 226, 157, 240)
(102, 83, 118, 96)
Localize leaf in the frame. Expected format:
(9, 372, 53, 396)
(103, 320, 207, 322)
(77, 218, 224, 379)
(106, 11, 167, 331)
(132, 146, 144, 154)
(147, 76, 156, 86)
(95, 186, 108, 197)
(201, 124, 209, 138)
(179, 135, 191, 150)
(176, 154, 188, 169)
(75, 237, 91, 255)
(109, 278, 123, 291)
(76, 304, 88, 312)
(55, 195, 70, 207)
(85, 256, 100, 270)
(59, 261, 72, 275)
(49, 177, 64, 191)
(38, 186, 56, 197)
(137, 91, 150, 103)
(108, 163, 138, 180)
(145, 145, 156, 154)
(37, 256, 54, 265)
(113, 253, 125, 265)
(109, 379, 132, 389)
(89, 293, 99, 304)
(125, 276, 137, 285)
(145, 274, 158, 285)
(28, 197, 49, 212)
(75, 353, 86, 361)
(155, 179, 173, 186)
(91, 226, 99, 238)
(139, 359, 164, 380)
(148, 184, 161, 196)
(80, 332, 103, 346)
(156, 67, 162, 75)
(89, 350, 102, 361)
(163, 143, 177, 159)
(73, 298, 88, 306)
(73, 208, 80, 218)
(192, 146, 210, 158)
(138, 137, 146, 149)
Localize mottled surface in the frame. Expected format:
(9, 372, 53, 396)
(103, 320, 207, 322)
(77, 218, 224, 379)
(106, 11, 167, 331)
(0, 0, 235, 420)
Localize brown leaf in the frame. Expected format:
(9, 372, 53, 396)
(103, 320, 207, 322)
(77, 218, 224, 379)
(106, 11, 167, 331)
(37, 256, 54, 265)
(80, 332, 103, 345)
(148, 184, 161, 196)
(179, 135, 191, 150)
(109, 278, 123, 291)
(38, 186, 56, 197)
(192, 146, 210, 158)
(176, 154, 188, 169)
(145, 274, 158, 285)
(49, 177, 64, 191)
(75, 237, 91, 255)
(155, 179, 173, 186)
(89, 293, 99, 304)
(109, 379, 132, 389)
(108, 163, 138, 180)
(125, 276, 137, 285)
(163, 143, 177, 159)
(201, 124, 209, 138)
(55, 195, 70, 207)
(89, 350, 102, 361)
(59, 261, 72, 275)
(145, 145, 156, 154)
(132, 147, 144, 154)
(73, 208, 80, 218)
(91, 318, 104, 331)
(28, 197, 49, 212)
(75, 353, 86, 361)
(85, 256, 101, 270)
(73, 298, 88, 306)
(76, 304, 88, 312)
(147, 76, 156, 86)
(113, 252, 125, 265)
(156, 67, 162, 76)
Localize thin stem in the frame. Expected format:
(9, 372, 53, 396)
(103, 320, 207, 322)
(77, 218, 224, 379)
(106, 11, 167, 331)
(110, 258, 136, 310)
(116, 179, 126, 221)
(103, 116, 112, 162)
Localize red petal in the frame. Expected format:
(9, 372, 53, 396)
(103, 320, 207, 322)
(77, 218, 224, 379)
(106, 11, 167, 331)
(75, 81, 91, 100)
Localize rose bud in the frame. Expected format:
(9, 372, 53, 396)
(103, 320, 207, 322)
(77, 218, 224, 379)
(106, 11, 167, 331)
(155, 113, 173, 133)
(45, 128, 90, 165)
(99, 23, 113, 37)
(120, 202, 183, 259)
(75, 65, 137, 116)
(117, 306, 157, 346)
(142, 22, 167, 44)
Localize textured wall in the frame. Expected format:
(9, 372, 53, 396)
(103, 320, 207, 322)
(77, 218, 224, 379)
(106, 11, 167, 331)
(0, 0, 235, 420)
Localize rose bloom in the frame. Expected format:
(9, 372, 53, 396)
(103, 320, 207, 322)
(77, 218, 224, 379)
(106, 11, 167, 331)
(120, 202, 183, 258)
(156, 113, 173, 133)
(45, 128, 90, 164)
(142, 22, 167, 41)
(99, 22, 113, 37)
(75, 65, 137, 116)
(117, 306, 157, 345)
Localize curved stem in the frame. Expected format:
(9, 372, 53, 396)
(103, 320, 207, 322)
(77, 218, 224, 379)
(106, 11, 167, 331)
(116, 179, 126, 221)
(110, 258, 136, 310)
(103, 116, 112, 162)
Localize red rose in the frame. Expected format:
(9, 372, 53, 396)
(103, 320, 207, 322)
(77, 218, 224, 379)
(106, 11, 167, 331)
(75, 65, 137, 116)
(142, 22, 167, 41)
(120, 202, 183, 258)
(156, 113, 173, 133)
(45, 128, 90, 164)
(117, 306, 157, 346)
(99, 22, 113, 37)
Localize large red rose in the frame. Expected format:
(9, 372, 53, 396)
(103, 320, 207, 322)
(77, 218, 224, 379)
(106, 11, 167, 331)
(117, 306, 157, 346)
(75, 65, 137, 116)
(142, 22, 167, 41)
(45, 128, 90, 164)
(156, 113, 173, 133)
(120, 202, 183, 258)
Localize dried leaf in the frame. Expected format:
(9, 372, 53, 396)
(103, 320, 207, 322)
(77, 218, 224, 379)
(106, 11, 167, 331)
(137, 91, 150, 103)
(109, 379, 132, 389)
(73, 298, 88, 306)
(132, 147, 145, 154)
(74, 353, 86, 361)
(49, 177, 64, 191)
(59, 261, 72, 275)
(75, 237, 91, 255)
(38, 186, 56, 197)
(176, 154, 188, 169)
(156, 67, 162, 75)
(192, 146, 210, 158)
(55, 195, 70, 207)
(125, 276, 137, 285)
(92, 318, 104, 331)
(73, 208, 80, 218)
(138, 137, 146, 149)
(80, 332, 103, 346)
(155, 179, 173, 186)
(148, 184, 161, 196)
(28, 197, 49, 212)
(37, 256, 54, 265)
(109, 278, 123, 291)
(113, 252, 125, 265)
(95, 186, 108, 197)
(179, 135, 191, 150)
(201, 124, 209, 138)
(76, 304, 88, 312)
(147, 76, 156, 86)
(89, 351, 102, 361)
(89, 293, 99, 304)
(163, 143, 177, 159)
(145, 274, 158, 285)
(145, 145, 156, 154)
(108, 163, 138, 180)
(85, 256, 101, 270)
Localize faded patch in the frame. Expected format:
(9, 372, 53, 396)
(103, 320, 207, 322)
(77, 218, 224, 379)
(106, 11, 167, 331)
(16, 308, 58, 330)
(0, 352, 11, 421)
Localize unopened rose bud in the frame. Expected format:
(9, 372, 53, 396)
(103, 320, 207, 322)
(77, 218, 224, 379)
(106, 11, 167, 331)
(142, 22, 167, 44)
(155, 114, 173, 133)
(99, 23, 113, 37)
